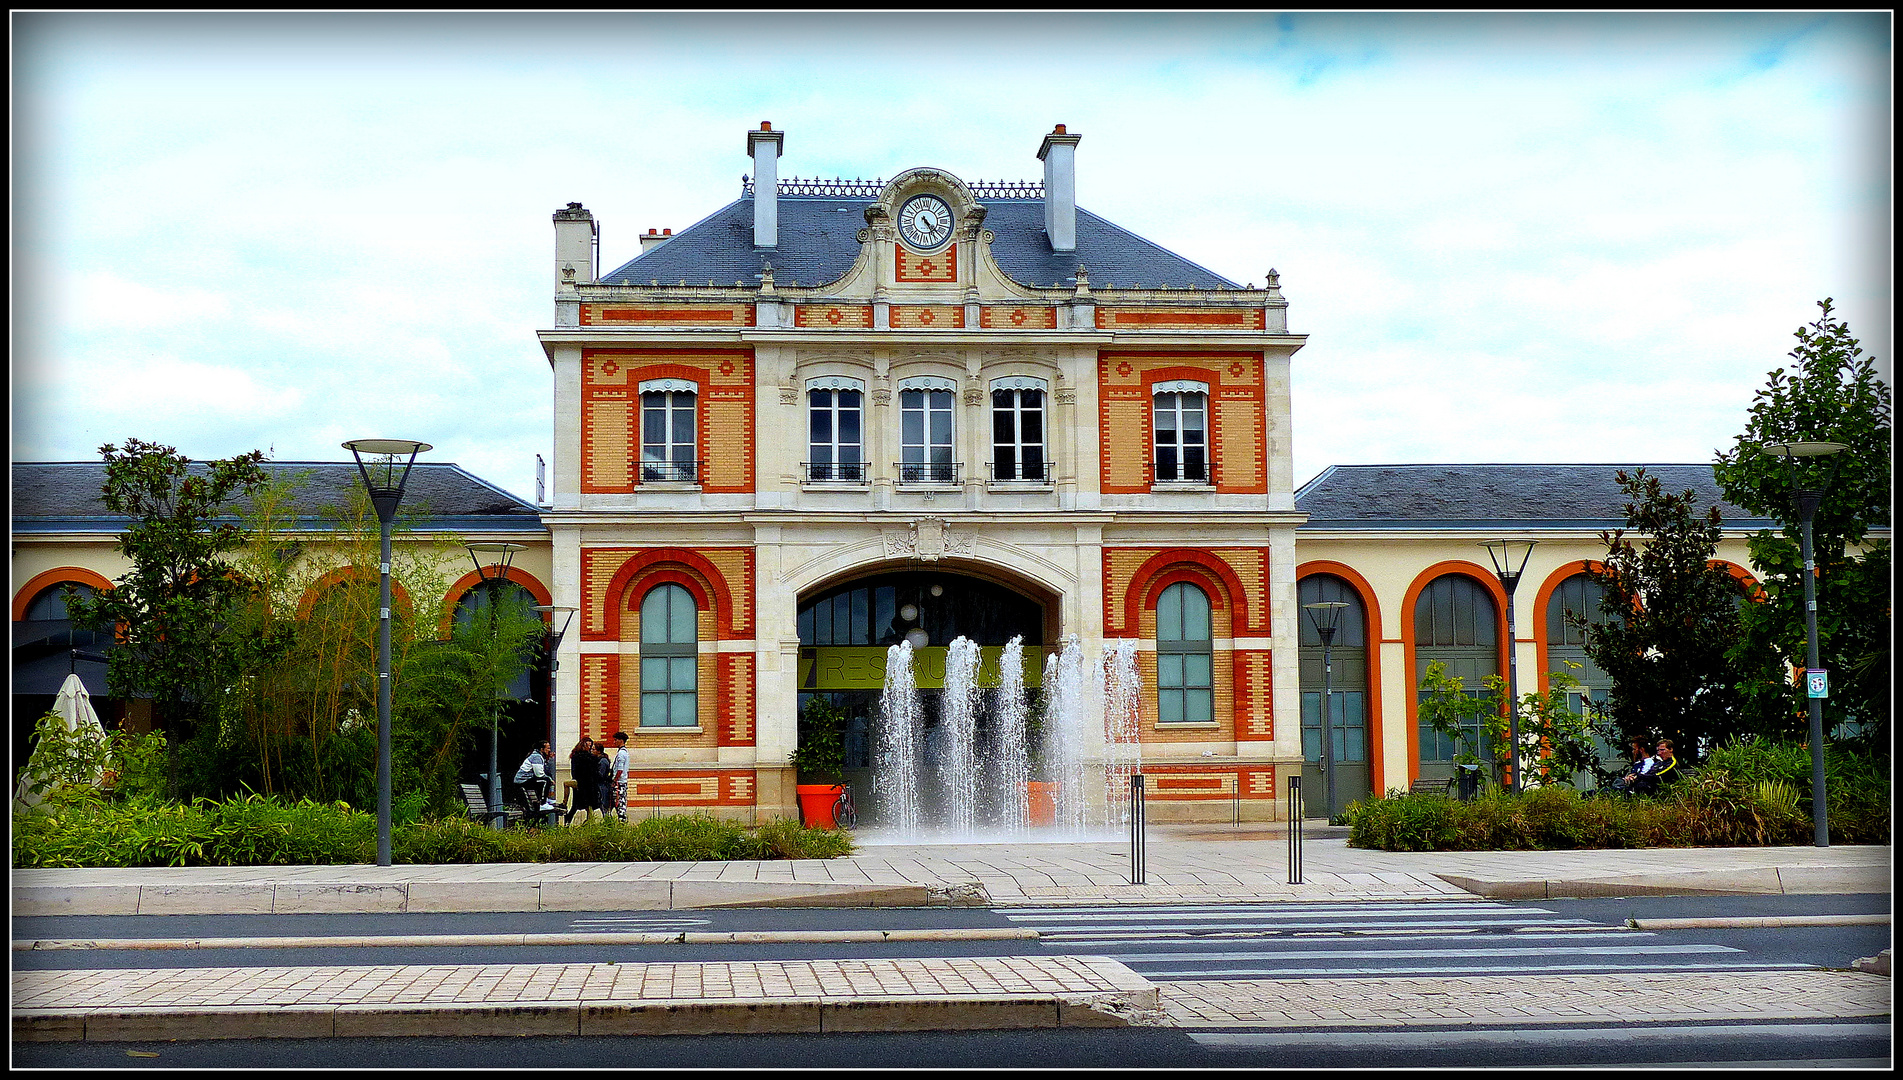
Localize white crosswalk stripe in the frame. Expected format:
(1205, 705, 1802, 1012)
(1000, 901, 1809, 980)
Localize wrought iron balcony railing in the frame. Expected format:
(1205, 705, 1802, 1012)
(988, 459, 1055, 483)
(802, 461, 870, 484)
(638, 458, 700, 483)
(895, 461, 963, 486)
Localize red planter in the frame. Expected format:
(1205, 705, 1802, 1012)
(796, 784, 844, 829)
(1024, 781, 1058, 827)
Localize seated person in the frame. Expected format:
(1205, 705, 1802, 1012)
(1610, 739, 1657, 795)
(513, 741, 559, 811)
(1633, 740, 1679, 796)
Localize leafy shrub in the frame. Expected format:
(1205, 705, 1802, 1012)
(17, 792, 855, 868)
(1347, 757, 1876, 852)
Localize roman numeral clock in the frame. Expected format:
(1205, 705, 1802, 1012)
(897, 194, 954, 251)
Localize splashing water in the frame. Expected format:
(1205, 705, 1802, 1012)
(874, 641, 922, 833)
(988, 636, 1031, 834)
(939, 637, 982, 836)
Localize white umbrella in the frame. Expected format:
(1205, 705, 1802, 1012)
(54, 673, 110, 766)
(15, 674, 111, 807)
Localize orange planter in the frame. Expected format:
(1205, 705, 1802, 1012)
(796, 784, 844, 829)
(1024, 781, 1058, 826)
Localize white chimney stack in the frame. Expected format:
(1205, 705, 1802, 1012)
(1038, 124, 1081, 254)
(639, 228, 674, 252)
(748, 121, 783, 249)
(552, 202, 596, 290)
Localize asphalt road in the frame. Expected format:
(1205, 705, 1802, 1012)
(13, 1020, 1892, 1069)
(12, 893, 1890, 976)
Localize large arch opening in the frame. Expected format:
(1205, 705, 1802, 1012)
(794, 564, 1055, 828)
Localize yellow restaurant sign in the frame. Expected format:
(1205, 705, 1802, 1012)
(798, 646, 1049, 690)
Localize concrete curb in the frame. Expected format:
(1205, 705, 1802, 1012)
(14, 928, 1041, 952)
(1436, 863, 1891, 900)
(10, 880, 991, 917)
(1627, 914, 1890, 930)
(1853, 949, 1890, 977)
(13, 991, 1164, 1043)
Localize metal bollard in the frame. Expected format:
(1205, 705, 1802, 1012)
(1130, 773, 1146, 885)
(1288, 774, 1303, 885)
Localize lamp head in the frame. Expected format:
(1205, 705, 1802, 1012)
(1303, 600, 1350, 644)
(531, 604, 579, 640)
(1481, 538, 1539, 591)
(466, 541, 527, 582)
(342, 439, 431, 522)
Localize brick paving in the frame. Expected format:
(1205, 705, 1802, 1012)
(12, 956, 1146, 1012)
(1158, 970, 1894, 1027)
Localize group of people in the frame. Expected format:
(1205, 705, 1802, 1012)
(511, 732, 630, 824)
(1608, 737, 1679, 797)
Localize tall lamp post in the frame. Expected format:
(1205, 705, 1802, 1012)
(1763, 440, 1848, 847)
(531, 604, 579, 773)
(1303, 601, 1349, 819)
(1481, 539, 1538, 793)
(343, 438, 431, 867)
(466, 542, 526, 824)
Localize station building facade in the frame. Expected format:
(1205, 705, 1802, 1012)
(539, 123, 1306, 824)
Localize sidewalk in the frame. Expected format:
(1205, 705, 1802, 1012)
(11, 831, 1891, 1044)
(13, 830, 1891, 915)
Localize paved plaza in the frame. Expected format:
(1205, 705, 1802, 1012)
(10, 830, 1892, 1043)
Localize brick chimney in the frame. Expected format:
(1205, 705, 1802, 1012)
(1037, 124, 1081, 253)
(552, 202, 596, 290)
(747, 121, 783, 249)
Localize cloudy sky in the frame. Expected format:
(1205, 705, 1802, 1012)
(12, 12, 1890, 503)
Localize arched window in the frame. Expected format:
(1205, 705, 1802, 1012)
(640, 583, 699, 727)
(1299, 575, 1368, 791)
(454, 580, 539, 703)
(1156, 581, 1213, 725)
(1414, 575, 1498, 768)
(22, 582, 97, 624)
(1547, 572, 1620, 778)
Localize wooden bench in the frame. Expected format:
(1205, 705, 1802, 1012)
(1409, 776, 1455, 797)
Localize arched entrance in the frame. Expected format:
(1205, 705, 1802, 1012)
(795, 566, 1052, 828)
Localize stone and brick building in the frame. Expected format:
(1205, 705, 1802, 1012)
(538, 123, 1306, 823)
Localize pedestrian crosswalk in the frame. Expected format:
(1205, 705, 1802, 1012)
(1000, 901, 1812, 980)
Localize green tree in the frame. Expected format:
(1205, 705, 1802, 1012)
(1712, 299, 1892, 749)
(204, 478, 545, 817)
(1578, 468, 1769, 762)
(65, 440, 274, 796)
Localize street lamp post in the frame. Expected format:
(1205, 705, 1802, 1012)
(1303, 601, 1349, 820)
(531, 604, 579, 774)
(1763, 441, 1848, 848)
(1481, 539, 1538, 793)
(466, 542, 526, 827)
(342, 438, 431, 867)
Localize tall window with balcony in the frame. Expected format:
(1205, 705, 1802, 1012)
(990, 378, 1047, 482)
(1153, 381, 1208, 483)
(807, 378, 865, 483)
(639, 379, 697, 483)
(899, 377, 957, 484)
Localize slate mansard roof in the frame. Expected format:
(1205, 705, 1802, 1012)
(1294, 464, 1779, 532)
(11, 462, 547, 536)
(602, 195, 1243, 291)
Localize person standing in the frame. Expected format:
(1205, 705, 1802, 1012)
(566, 736, 597, 824)
(594, 741, 615, 819)
(612, 731, 631, 823)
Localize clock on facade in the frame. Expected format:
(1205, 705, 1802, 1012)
(897, 194, 954, 251)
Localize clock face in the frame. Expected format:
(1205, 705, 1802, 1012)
(897, 194, 954, 251)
